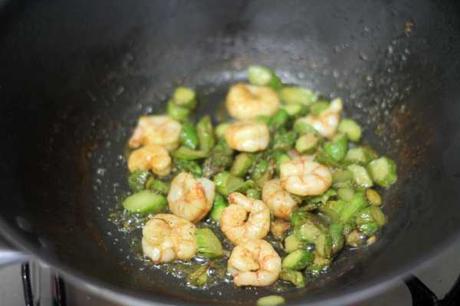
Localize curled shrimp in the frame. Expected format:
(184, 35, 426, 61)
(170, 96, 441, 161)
(280, 156, 332, 196)
(220, 192, 270, 245)
(226, 83, 280, 120)
(270, 219, 290, 240)
(224, 121, 269, 152)
(167, 172, 215, 223)
(129, 115, 182, 151)
(142, 213, 197, 264)
(305, 98, 343, 138)
(262, 179, 298, 220)
(128, 144, 172, 177)
(227, 239, 281, 287)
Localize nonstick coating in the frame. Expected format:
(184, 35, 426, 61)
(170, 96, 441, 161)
(1, 0, 460, 305)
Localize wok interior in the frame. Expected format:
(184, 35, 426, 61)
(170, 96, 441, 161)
(1, 0, 460, 304)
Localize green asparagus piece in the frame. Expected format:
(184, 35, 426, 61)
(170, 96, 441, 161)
(324, 134, 348, 162)
(293, 118, 316, 135)
(174, 158, 202, 177)
(248, 65, 282, 90)
(367, 157, 397, 188)
(329, 223, 345, 254)
(295, 133, 319, 154)
(281, 104, 306, 116)
(172, 146, 208, 160)
(215, 122, 230, 138)
(246, 188, 261, 199)
(366, 189, 382, 206)
(269, 109, 289, 129)
(310, 101, 330, 116)
(180, 122, 199, 149)
(202, 139, 234, 177)
(338, 119, 362, 142)
(230, 153, 254, 177)
(172, 87, 197, 109)
(128, 170, 151, 192)
(280, 269, 305, 288)
(282, 249, 314, 270)
(213, 171, 245, 196)
(146, 178, 170, 195)
(196, 116, 215, 153)
(210, 194, 227, 223)
(187, 265, 208, 287)
(272, 129, 297, 151)
(167, 100, 190, 121)
(347, 164, 373, 188)
(280, 86, 317, 105)
(284, 234, 305, 253)
(196, 228, 224, 258)
(345, 146, 378, 165)
(339, 191, 368, 223)
(257, 295, 286, 306)
(122, 190, 167, 215)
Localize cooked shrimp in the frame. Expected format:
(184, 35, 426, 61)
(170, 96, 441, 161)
(280, 157, 332, 196)
(167, 172, 215, 223)
(224, 121, 269, 152)
(270, 219, 290, 239)
(129, 115, 182, 151)
(226, 83, 280, 120)
(262, 179, 298, 220)
(220, 192, 270, 245)
(227, 239, 281, 287)
(305, 98, 343, 138)
(142, 214, 197, 264)
(128, 144, 172, 177)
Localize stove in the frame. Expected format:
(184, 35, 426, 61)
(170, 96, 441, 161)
(1, 241, 460, 306)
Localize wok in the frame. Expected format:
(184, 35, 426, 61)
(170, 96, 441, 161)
(1, 0, 460, 305)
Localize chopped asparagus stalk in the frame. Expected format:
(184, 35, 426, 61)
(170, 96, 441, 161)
(282, 249, 314, 270)
(213, 172, 245, 196)
(248, 65, 282, 90)
(339, 191, 368, 223)
(280, 269, 306, 288)
(295, 133, 319, 154)
(347, 164, 373, 188)
(358, 222, 380, 236)
(272, 129, 297, 151)
(128, 170, 151, 192)
(338, 119, 362, 142)
(337, 187, 354, 201)
(122, 190, 167, 215)
(370, 206, 386, 226)
(293, 118, 316, 135)
(196, 228, 224, 258)
(180, 122, 199, 149)
(210, 194, 227, 223)
(215, 123, 230, 138)
(368, 157, 397, 188)
(269, 109, 290, 129)
(172, 87, 196, 109)
(196, 115, 215, 153)
(246, 188, 261, 199)
(280, 86, 317, 105)
(281, 104, 306, 116)
(174, 158, 202, 177)
(146, 178, 170, 195)
(167, 100, 190, 121)
(319, 200, 346, 223)
(257, 295, 286, 306)
(284, 234, 305, 253)
(324, 134, 348, 162)
(230, 153, 254, 177)
(329, 223, 345, 254)
(172, 147, 208, 160)
(202, 139, 234, 177)
(345, 146, 377, 165)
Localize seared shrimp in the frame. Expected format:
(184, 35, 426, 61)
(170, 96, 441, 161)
(128, 144, 172, 177)
(280, 157, 332, 196)
(224, 121, 269, 152)
(270, 219, 290, 239)
(129, 115, 182, 151)
(167, 172, 215, 223)
(142, 214, 197, 263)
(220, 192, 270, 245)
(305, 98, 343, 138)
(262, 179, 298, 220)
(226, 83, 280, 120)
(227, 239, 281, 287)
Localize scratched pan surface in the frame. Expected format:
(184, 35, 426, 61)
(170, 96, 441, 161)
(1, 0, 460, 305)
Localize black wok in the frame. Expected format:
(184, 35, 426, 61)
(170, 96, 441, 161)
(1, 0, 460, 305)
